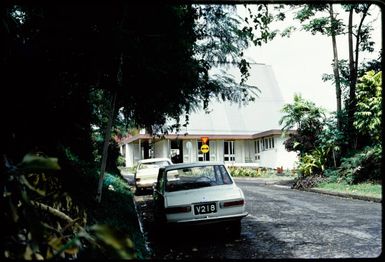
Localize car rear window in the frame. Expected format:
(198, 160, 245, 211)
(165, 165, 233, 192)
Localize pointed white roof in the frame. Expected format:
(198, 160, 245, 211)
(174, 63, 286, 135)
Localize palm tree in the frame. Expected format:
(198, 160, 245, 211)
(279, 93, 326, 132)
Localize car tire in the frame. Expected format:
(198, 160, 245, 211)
(228, 220, 241, 237)
(153, 207, 166, 224)
(135, 187, 142, 196)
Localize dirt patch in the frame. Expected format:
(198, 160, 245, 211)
(291, 174, 325, 189)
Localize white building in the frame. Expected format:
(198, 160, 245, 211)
(119, 63, 298, 170)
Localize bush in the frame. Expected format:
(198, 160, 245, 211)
(81, 171, 148, 259)
(337, 145, 381, 184)
(323, 168, 340, 183)
(297, 148, 327, 177)
(117, 156, 126, 167)
(228, 166, 279, 178)
(228, 167, 258, 177)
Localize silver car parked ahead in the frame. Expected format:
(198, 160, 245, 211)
(134, 158, 173, 194)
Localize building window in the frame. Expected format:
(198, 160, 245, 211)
(263, 138, 268, 151)
(224, 141, 235, 162)
(260, 137, 275, 151)
(198, 141, 210, 161)
(255, 140, 260, 153)
(254, 140, 260, 160)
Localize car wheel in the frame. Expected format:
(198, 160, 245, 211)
(153, 197, 167, 222)
(135, 187, 142, 195)
(228, 220, 241, 237)
(153, 206, 166, 224)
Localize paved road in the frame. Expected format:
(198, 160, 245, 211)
(129, 175, 382, 259)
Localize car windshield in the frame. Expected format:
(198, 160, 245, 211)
(138, 160, 170, 170)
(165, 165, 232, 192)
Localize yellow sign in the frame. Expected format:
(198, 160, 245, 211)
(201, 144, 209, 153)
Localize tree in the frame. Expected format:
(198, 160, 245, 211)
(316, 114, 347, 168)
(1, 3, 267, 203)
(291, 3, 379, 149)
(292, 4, 346, 130)
(279, 94, 326, 156)
(344, 3, 375, 149)
(353, 70, 382, 144)
(94, 4, 261, 203)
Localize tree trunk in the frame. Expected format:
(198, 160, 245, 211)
(95, 91, 117, 204)
(329, 4, 342, 130)
(347, 7, 357, 150)
(347, 4, 371, 150)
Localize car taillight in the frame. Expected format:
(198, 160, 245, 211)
(221, 199, 245, 208)
(165, 205, 191, 214)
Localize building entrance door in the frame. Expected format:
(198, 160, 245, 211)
(170, 140, 183, 163)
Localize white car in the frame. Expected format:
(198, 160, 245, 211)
(153, 162, 248, 235)
(134, 158, 173, 194)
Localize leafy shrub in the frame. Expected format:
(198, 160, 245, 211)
(103, 172, 133, 196)
(229, 167, 247, 177)
(1, 153, 88, 260)
(323, 168, 340, 183)
(337, 145, 381, 184)
(117, 156, 126, 167)
(228, 167, 259, 177)
(354, 71, 382, 144)
(1, 150, 146, 260)
(228, 166, 278, 177)
(297, 148, 327, 177)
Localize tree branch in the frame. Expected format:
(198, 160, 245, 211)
(30, 200, 74, 224)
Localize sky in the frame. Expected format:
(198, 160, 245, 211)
(238, 4, 382, 113)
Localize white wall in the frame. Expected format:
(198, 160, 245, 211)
(129, 142, 140, 167)
(259, 146, 277, 168)
(125, 143, 134, 167)
(275, 136, 298, 170)
(258, 136, 298, 169)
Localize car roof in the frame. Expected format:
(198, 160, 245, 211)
(137, 158, 172, 164)
(161, 161, 225, 172)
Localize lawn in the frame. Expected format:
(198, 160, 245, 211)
(314, 181, 382, 199)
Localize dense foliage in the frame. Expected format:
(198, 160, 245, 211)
(1, 2, 270, 259)
(275, 3, 381, 188)
(1, 154, 142, 259)
(279, 94, 327, 156)
(281, 71, 382, 187)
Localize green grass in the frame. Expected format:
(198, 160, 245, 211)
(315, 181, 382, 199)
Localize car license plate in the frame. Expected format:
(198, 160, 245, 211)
(194, 202, 217, 215)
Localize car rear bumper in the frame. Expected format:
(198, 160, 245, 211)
(167, 212, 248, 225)
(136, 182, 155, 189)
